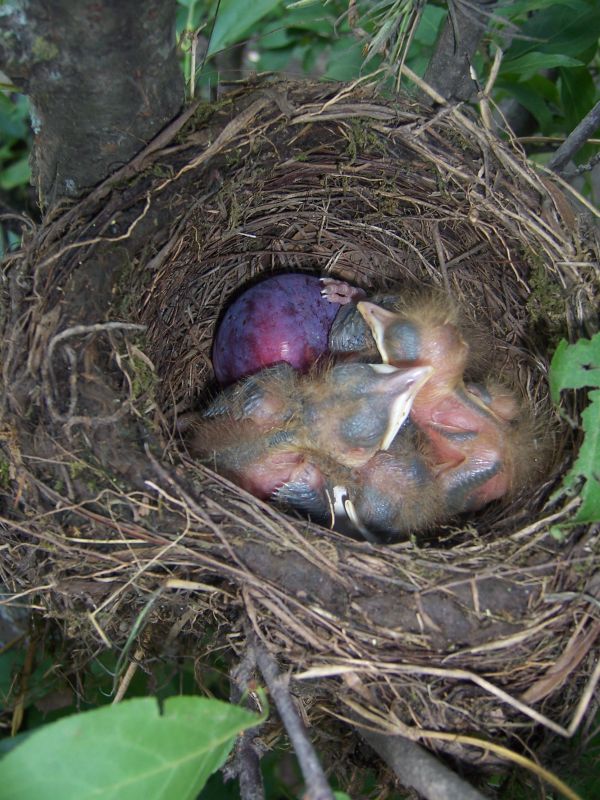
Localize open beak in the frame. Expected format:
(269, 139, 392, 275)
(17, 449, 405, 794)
(356, 301, 398, 363)
(371, 363, 433, 449)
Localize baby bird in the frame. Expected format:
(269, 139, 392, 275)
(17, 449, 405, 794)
(273, 452, 350, 527)
(431, 380, 529, 512)
(203, 363, 301, 429)
(183, 414, 303, 499)
(343, 428, 444, 542)
(356, 298, 469, 388)
(180, 364, 302, 498)
(355, 298, 530, 512)
(294, 361, 433, 468)
(267, 361, 433, 523)
(182, 360, 431, 509)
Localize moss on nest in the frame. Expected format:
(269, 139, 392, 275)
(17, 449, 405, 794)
(0, 79, 598, 772)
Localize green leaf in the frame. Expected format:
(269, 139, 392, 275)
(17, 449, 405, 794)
(0, 94, 29, 141)
(549, 335, 600, 403)
(324, 40, 368, 82)
(0, 648, 22, 703)
(0, 157, 30, 190)
(256, 46, 295, 72)
(527, 73, 561, 104)
(207, 0, 282, 56)
(259, 27, 294, 49)
(502, 52, 583, 81)
(497, 0, 583, 15)
(497, 81, 554, 130)
(281, 6, 335, 37)
(0, 696, 262, 800)
(550, 334, 600, 523)
(411, 4, 446, 48)
(559, 66, 598, 139)
(565, 390, 600, 522)
(175, 0, 204, 35)
(503, 0, 600, 61)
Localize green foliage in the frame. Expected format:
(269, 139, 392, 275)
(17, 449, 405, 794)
(361, 0, 424, 79)
(172, 0, 600, 176)
(550, 333, 600, 524)
(494, 0, 600, 161)
(0, 696, 262, 800)
(0, 92, 30, 192)
(207, 0, 283, 57)
(248, 3, 361, 80)
(405, 4, 447, 76)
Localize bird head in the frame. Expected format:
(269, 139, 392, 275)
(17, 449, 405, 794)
(356, 300, 469, 392)
(300, 362, 433, 467)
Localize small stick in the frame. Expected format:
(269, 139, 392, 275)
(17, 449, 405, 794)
(226, 650, 266, 800)
(357, 725, 489, 800)
(548, 99, 600, 172)
(252, 638, 335, 800)
(112, 646, 144, 704)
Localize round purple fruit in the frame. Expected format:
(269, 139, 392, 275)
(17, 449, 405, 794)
(212, 273, 340, 385)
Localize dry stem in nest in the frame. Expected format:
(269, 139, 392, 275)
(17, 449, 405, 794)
(0, 79, 598, 772)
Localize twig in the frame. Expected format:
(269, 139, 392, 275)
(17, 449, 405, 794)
(295, 661, 573, 738)
(11, 634, 37, 736)
(340, 698, 583, 800)
(562, 151, 600, 178)
(432, 223, 450, 294)
(348, 703, 583, 800)
(251, 637, 334, 800)
(41, 322, 146, 424)
(225, 650, 266, 800)
(400, 64, 447, 106)
(479, 45, 503, 131)
(112, 646, 144, 704)
(534, 162, 600, 219)
(357, 725, 488, 800)
(548, 99, 600, 172)
(33, 194, 153, 272)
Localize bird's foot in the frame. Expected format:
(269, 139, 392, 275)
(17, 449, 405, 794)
(320, 277, 367, 305)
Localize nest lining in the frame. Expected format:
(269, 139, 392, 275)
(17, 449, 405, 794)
(1, 79, 598, 768)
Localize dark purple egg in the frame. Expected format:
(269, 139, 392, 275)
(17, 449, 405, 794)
(213, 274, 340, 385)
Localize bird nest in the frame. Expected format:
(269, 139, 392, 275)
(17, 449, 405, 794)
(1, 79, 598, 772)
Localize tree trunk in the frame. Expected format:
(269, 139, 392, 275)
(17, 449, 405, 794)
(423, 0, 497, 103)
(0, 0, 183, 206)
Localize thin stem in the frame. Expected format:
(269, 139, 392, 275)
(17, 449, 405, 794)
(548, 100, 600, 172)
(252, 638, 335, 800)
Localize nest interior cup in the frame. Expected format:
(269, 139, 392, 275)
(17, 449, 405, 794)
(2, 79, 598, 770)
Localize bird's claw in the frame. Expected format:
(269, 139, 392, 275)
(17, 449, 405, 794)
(320, 277, 367, 305)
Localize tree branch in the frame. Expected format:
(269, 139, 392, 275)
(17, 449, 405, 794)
(548, 100, 600, 173)
(226, 651, 266, 800)
(357, 726, 489, 800)
(252, 637, 335, 800)
(423, 0, 497, 103)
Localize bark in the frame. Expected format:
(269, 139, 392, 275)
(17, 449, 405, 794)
(423, 0, 497, 103)
(0, 0, 183, 206)
(358, 727, 488, 800)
